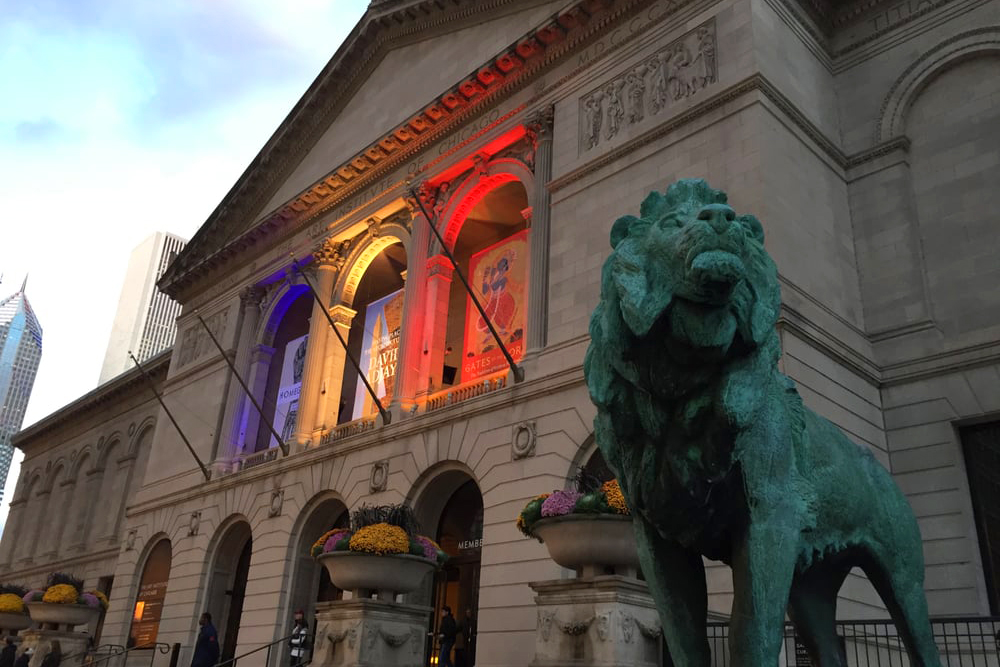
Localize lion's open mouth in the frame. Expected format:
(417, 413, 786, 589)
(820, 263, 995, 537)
(688, 250, 745, 302)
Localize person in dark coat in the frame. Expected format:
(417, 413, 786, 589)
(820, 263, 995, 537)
(38, 641, 60, 667)
(0, 638, 17, 667)
(438, 606, 457, 667)
(191, 613, 219, 667)
(12, 647, 30, 667)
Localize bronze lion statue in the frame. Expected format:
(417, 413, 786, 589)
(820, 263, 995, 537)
(584, 179, 940, 667)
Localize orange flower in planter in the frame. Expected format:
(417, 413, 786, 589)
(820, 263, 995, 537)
(601, 479, 630, 515)
(0, 594, 24, 613)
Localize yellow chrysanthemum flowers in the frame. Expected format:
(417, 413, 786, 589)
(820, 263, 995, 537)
(348, 523, 409, 555)
(42, 584, 79, 605)
(602, 479, 630, 515)
(0, 594, 24, 613)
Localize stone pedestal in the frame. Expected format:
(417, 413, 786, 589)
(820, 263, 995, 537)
(17, 629, 90, 667)
(529, 575, 661, 667)
(313, 598, 431, 667)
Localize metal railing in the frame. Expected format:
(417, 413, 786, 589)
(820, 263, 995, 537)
(71, 642, 173, 667)
(62, 644, 125, 666)
(702, 618, 1000, 667)
(212, 633, 311, 667)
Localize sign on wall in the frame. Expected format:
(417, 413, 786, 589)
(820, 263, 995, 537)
(129, 540, 171, 648)
(462, 230, 528, 381)
(352, 289, 404, 419)
(271, 333, 308, 449)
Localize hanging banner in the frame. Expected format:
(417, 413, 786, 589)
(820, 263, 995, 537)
(352, 289, 405, 419)
(462, 230, 528, 381)
(271, 333, 309, 450)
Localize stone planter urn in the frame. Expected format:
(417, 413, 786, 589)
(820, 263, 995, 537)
(0, 612, 31, 634)
(318, 552, 436, 600)
(25, 603, 99, 631)
(532, 514, 640, 577)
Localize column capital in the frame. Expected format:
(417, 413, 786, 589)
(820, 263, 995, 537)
(328, 304, 358, 328)
(526, 104, 555, 141)
(239, 285, 266, 309)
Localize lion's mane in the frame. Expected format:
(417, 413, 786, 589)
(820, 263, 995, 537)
(584, 179, 786, 549)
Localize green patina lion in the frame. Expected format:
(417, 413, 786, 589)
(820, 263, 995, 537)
(584, 179, 940, 667)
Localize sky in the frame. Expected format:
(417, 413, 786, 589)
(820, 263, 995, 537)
(0, 0, 370, 528)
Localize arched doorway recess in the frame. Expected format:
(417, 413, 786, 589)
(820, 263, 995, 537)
(413, 470, 483, 667)
(287, 495, 350, 651)
(206, 521, 253, 664)
(128, 538, 172, 648)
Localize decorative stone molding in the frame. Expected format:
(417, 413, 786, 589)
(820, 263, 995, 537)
(268, 489, 284, 518)
(580, 20, 717, 152)
(328, 304, 357, 328)
(369, 460, 390, 493)
(160, 0, 635, 300)
(511, 421, 537, 459)
(188, 511, 201, 537)
(124, 529, 137, 551)
(313, 238, 350, 268)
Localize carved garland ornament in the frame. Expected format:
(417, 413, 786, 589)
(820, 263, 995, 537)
(580, 20, 717, 152)
(369, 460, 390, 493)
(511, 421, 537, 460)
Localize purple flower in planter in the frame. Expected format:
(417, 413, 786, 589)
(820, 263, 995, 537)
(323, 530, 351, 553)
(22, 590, 43, 604)
(415, 536, 438, 561)
(80, 593, 100, 609)
(541, 490, 582, 517)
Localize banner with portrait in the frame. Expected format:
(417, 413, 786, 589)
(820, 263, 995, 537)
(462, 230, 528, 381)
(352, 288, 404, 419)
(271, 333, 308, 450)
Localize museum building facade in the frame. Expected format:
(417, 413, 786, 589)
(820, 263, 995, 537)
(2, 0, 1000, 665)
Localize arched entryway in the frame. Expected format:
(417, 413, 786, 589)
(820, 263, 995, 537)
(413, 469, 483, 667)
(128, 538, 172, 648)
(206, 520, 253, 664)
(287, 494, 350, 658)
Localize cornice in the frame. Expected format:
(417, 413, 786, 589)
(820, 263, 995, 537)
(12, 351, 171, 450)
(161, 0, 642, 301)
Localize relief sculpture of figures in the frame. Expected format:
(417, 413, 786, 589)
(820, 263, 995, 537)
(604, 81, 624, 141)
(625, 67, 646, 125)
(694, 26, 716, 88)
(667, 43, 693, 100)
(583, 93, 604, 149)
(584, 179, 942, 667)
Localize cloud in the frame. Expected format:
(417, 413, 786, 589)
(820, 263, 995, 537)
(0, 0, 369, 537)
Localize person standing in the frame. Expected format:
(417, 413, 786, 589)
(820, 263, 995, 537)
(288, 610, 309, 667)
(438, 607, 457, 667)
(191, 613, 219, 667)
(0, 638, 16, 667)
(39, 641, 60, 667)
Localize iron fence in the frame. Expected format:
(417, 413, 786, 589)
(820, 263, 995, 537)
(701, 617, 1000, 667)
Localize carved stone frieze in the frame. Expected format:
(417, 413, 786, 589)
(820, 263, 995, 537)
(178, 307, 231, 368)
(580, 20, 718, 152)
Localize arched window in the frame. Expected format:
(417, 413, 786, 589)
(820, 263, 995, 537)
(256, 293, 312, 452)
(129, 539, 172, 648)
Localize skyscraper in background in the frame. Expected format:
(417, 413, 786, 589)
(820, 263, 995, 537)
(0, 278, 43, 502)
(99, 232, 187, 384)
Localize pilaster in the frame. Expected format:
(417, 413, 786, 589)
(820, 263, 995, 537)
(218, 286, 265, 468)
(418, 254, 454, 398)
(527, 105, 554, 354)
(317, 304, 358, 436)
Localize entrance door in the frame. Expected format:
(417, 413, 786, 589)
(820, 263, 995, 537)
(221, 539, 252, 664)
(961, 421, 1000, 613)
(427, 480, 483, 667)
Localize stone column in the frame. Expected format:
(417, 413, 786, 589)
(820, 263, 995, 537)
(314, 599, 430, 667)
(240, 343, 276, 452)
(417, 255, 454, 398)
(391, 195, 432, 417)
(295, 241, 343, 449)
(215, 286, 265, 469)
(526, 105, 554, 354)
(317, 304, 357, 435)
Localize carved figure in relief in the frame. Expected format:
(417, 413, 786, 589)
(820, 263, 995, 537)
(583, 94, 604, 149)
(585, 179, 942, 667)
(694, 27, 716, 89)
(625, 68, 647, 125)
(604, 82, 624, 140)
(649, 54, 669, 115)
(667, 44, 693, 100)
